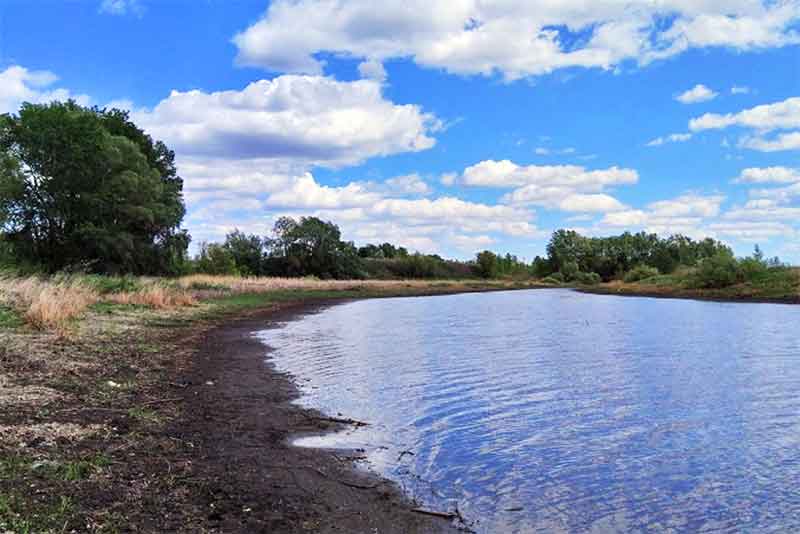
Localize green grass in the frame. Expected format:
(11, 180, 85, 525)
(82, 274, 142, 294)
(1, 453, 110, 483)
(0, 492, 74, 534)
(0, 305, 23, 328)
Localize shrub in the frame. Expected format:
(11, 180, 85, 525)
(738, 257, 768, 282)
(693, 252, 740, 289)
(575, 272, 601, 285)
(561, 261, 579, 282)
(544, 272, 564, 284)
(539, 276, 562, 285)
(624, 265, 661, 283)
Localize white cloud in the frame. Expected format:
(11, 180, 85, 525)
(648, 194, 725, 217)
(598, 193, 727, 239)
(133, 75, 440, 168)
(557, 194, 627, 213)
(382, 173, 431, 196)
(440, 172, 457, 186)
(734, 166, 800, 183)
(709, 221, 797, 240)
(265, 173, 382, 209)
(357, 59, 387, 82)
(675, 84, 718, 104)
(461, 160, 638, 189)
(458, 159, 636, 213)
(646, 132, 693, 146)
(99, 0, 144, 16)
(738, 131, 800, 151)
(731, 85, 752, 95)
(232, 1, 800, 81)
(0, 65, 90, 114)
(689, 96, 800, 132)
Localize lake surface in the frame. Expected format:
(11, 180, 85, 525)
(258, 289, 800, 533)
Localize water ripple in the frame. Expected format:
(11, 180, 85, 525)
(260, 289, 800, 533)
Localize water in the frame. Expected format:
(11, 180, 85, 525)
(258, 289, 800, 533)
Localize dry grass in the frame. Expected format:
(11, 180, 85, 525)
(106, 284, 197, 309)
(0, 275, 99, 332)
(0, 272, 527, 331)
(176, 273, 463, 294)
(0, 275, 197, 331)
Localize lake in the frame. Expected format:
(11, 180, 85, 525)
(258, 289, 800, 533)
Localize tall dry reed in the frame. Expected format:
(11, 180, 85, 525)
(0, 276, 99, 331)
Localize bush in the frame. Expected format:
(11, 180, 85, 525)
(561, 261, 579, 282)
(624, 265, 661, 283)
(544, 272, 564, 284)
(540, 276, 563, 285)
(694, 252, 740, 289)
(575, 272, 601, 285)
(738, 257, 768, 282)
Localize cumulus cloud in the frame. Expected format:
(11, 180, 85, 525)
(689, 95, 800, 152)
(675, 84, 718, 104)
(646, 132, 693, 146)
(599, 193, 726, 238)
(456, 160, 636, 212)
(738, 131, 800, 151)
(0, 65, 90, 114)
(357, 59, 387, 82)
(232, 1, 800, 81)
(133, 75, 440, 167)
(731, 85, 752, 95)
(734, 166, 800, 183)
(689, 96, 800, 132)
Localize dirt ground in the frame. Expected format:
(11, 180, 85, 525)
(0, 298, 462, 533)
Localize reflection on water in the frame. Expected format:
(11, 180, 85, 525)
(258, 289, 800, 533)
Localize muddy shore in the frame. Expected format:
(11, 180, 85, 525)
(176, 300, 460, 533)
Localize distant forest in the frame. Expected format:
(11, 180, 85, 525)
(0, 101, 788, 290)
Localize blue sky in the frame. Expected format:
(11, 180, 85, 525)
(2, 0, 799, 262)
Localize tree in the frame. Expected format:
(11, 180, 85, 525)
(223, 230, 264, 276)
(195, 242, 238, 275)
(474, 250, 498, 278)
(265, 216, 362, 279)
(0, 101, 188, 274)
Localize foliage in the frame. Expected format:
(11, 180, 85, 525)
(624, 265, 661, 283)
(222, 230, 265, 276)
(264, 216, 362, 279)
(575, 271, 601, 285)
(474, 250, 499, 279)
(693, 251, 742, 289)
(195, 242, 238, 275)
(545, 229, 732, 281)
(561, 261, 580, 282)
(358, 242, 408, 259)
(0, 101, 188, 274)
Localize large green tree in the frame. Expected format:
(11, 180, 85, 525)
(0, 101, 188, 274)
(265, 216, 362, 279)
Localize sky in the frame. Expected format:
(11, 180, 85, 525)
(1, 0, 799, 262)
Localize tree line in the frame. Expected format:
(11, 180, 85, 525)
(0, 101, 786, 288)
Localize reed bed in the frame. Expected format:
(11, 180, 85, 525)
(175, 273, 461, 294)
(0, 273, 511, 331)
(106, 285, 197, 309)
(0, 275, 99, 331)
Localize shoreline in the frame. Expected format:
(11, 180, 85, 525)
(3, 280, 797, 532)
(179, 298, 462, 533)
(577, 283, 800, 306)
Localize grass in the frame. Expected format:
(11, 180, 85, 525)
(0, 273, 539, 332)
(587, 267, 800, 303)
(0, 492, 74, 534)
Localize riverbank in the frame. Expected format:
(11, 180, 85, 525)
(578, 268, 800, 305)
(1, 278, 536, 533)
